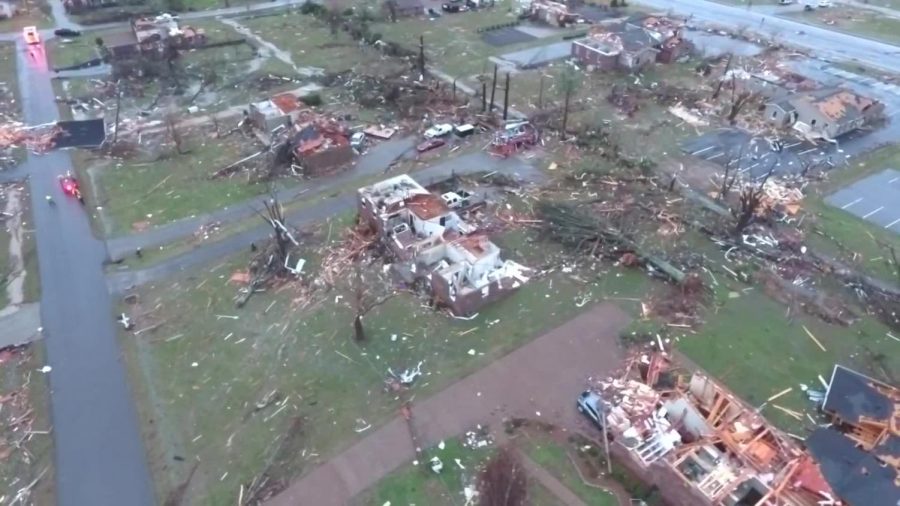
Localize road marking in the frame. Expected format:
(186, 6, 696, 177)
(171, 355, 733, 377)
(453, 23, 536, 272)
(840, 197, 863, 209)
(862, 206, 884, 219)
(798, 147, 818, 155)
(691, 145, 715, 156)
(785, 142, 802, 149)
(706, 152, 724, 160)
(887, 217, 900, 229)
(889, 176, 899, 184)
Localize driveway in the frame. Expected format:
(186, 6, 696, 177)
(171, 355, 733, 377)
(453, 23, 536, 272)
(266, 303, 631, 506)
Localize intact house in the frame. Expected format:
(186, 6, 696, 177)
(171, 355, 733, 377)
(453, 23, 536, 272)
(805, 364, 900, 506)
(595, 356, 837, 506)
(572, 14, 692, 72)
(765, 88, 884, 140)
(358, 174, 530, 316)
(382, 0, 425, 19)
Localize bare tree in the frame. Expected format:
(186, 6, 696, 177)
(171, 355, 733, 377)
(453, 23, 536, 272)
(236, 192, 300, 307)
(164, 108, 189, 155)
(727, 74, 756, 124)
(350, 264, 396, 342)
(478, 446, 527, 506)
(386, 0, 397, 22)
(733, 164, 775, 236)
(712, 53, 733, 100)
(558, 65, 582, 140)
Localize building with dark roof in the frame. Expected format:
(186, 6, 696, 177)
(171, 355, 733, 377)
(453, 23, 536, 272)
(805, 428, 900, 506)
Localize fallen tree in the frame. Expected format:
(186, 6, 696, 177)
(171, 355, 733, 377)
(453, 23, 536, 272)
(537, 200, 686, 284)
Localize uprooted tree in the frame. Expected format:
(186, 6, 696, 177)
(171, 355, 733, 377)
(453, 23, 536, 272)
(478, 446, 527, 506)
(732, 165, 775, 236)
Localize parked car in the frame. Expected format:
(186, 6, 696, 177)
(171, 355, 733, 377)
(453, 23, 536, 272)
(424, 123, 453, 139)
(576, 391, 605, 429)
(427, 7, 442, 17)
(417, 138, 446, 153)
(454, 124, 475, 138)
(442, 0, 468, 13)
(351, 132, 366, 150)
(23, 26, 40, 45)
(54, 28, 82, 37)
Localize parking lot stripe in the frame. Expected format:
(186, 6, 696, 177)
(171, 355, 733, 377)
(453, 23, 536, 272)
(798, 147, 818, 155)
(887, 217, 900, 229)
(706, 152, 723, 160)
(691, 146, 715, 156)
(889, 176, 899, 184)
(862, 206, 884, 219)
(840, 197, 863, 209)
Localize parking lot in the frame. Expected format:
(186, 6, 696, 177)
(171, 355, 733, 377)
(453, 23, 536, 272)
(826, 169, 900, 234)
(680, 128, 863, 179)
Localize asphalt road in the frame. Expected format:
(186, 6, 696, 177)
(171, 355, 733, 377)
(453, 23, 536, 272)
(15, 40, 155, 506)
(633, 0, 900, 72)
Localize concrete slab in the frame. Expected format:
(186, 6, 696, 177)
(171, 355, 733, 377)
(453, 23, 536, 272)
(0, 302, 42, 348)
(482, 26, 536, 46)
(826, 169, 900, 235)
(499, 40, 576, 68)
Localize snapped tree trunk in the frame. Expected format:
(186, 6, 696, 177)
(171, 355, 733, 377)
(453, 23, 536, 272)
(561, 88, 572, 140)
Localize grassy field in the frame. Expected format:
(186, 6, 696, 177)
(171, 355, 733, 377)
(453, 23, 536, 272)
(87, 133, 276, 237)
(0, 343, 55, 506)
(784, 6, 900, 45)
(46, 28, 118, 69)
(120, 219, 652, 504)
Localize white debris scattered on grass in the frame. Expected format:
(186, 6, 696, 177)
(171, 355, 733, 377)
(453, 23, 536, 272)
(467, 349, 476, 356)
(438, 440, 445, 450)
(38, 365, 51, 373)
(430, 456, 443, 473)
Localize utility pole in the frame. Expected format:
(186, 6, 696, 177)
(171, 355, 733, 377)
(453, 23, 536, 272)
(538, 74, 544, 109)
(418, 35, 425, 78)
(600, 400, 612, 475)
(502, 72, 510, 120)
(481, 81, 487, 112)
(488, 64, 498, 112)
(112, 80, 122, 144)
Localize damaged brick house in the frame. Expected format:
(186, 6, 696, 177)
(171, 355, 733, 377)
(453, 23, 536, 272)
(102, 14, 206, 63)
(805, 365, 900, 505)
(594, 355, 837, 506)
(288, 111, 353, 176)
(572, 14, 692, 72)
(765, 88, 883, 140)
(382, 0, 425, 19)
(358, 175, 530, 316)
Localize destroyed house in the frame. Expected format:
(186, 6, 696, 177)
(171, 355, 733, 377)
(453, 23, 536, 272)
(358, 175, 529, 316)
(596, 362, 835, 506)
(249, 93, 303, 133)
(765, 88, 883, 139)
(101, 30, 141, 60)
(820, 365, 900, 473)
(805, 428, 900, 506)
(573, 25, 662, 72)
(62, 0, 115, 13)
(289, 112, 353, 175)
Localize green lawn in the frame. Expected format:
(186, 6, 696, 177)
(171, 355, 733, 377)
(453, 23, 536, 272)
(120, 221, 652, 505)
(239, 12, 376, 74)
(88, 134, 275, 236)
(46, 29, 116, 68)
(784, 7, 900, 46)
